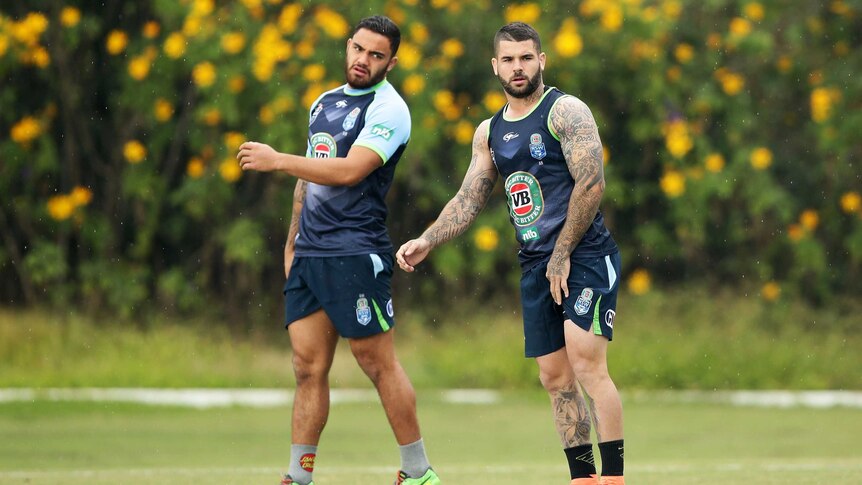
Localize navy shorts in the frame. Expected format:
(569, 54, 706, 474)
(520, 251, 621, 358)
(283, 253, 396, 338)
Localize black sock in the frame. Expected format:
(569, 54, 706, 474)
(598, 439, 624, 476)
(564, 444, 597, 479)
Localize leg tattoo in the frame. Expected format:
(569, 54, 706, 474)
(552, 380, 592, 447)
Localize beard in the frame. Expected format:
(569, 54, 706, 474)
(345, 62, 388, 89)
(499, 69, 542, 99)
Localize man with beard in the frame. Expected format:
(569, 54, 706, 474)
(237, 15, 440, 485)
(396, 22, 625, 485)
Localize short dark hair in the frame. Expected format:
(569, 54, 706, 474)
(352, 15, 401, 56)
(493, 22, 541, 56)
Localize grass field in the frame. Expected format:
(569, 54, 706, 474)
(1, 392, 861, 484)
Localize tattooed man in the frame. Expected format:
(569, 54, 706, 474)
(396, 22, 624, 485)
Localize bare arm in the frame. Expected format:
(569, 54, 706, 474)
(546, 96, 606, 304)
(237, 143, 382, 187)
(396, 120, 498, 271)
(283, 178, 306, 278)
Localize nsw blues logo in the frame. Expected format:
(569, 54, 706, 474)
(529, 133, 546, 160)
(356, 295, 372, 326)
(574, 288, 594, 316)
(342, 107, 361, 131)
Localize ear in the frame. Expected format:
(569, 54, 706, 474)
(386, 56, 398, 73)
(539, 51, 546, 71)
(346, 38, 353, 51)
(491, 57, 498, 76)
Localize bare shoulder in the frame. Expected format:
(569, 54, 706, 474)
(550, 95, 598, 137)
(473, 118, 493, 149)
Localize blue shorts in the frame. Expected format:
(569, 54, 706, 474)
(283, 253, 396, 338)
(520, 252, 621, 358)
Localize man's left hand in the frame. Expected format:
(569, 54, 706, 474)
(237, 141, 282, 172)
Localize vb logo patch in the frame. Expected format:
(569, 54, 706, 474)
(505, 171, 544, 227)
(299, 453, 316, 472)
(310, 133, 337, 158)
(356, 295, 372, 325)
(574, 288, 594, 316)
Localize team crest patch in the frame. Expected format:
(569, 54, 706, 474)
(299, 453, 316, 472)
(310, 132, 337, 158)
(529, 133, 546, 160)
(342, 107, 360, 131)
(505, 171, 545, 227)
(386, 298, 394, 317)
(574, 288, 594, 316)
(356, 295, 372, 325)
(310, 103, 323, 124)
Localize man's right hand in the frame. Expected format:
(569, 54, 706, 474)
(396, 238, 432, 272)
(284, 247, 295, 279)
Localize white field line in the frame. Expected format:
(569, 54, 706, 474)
(1, 461, 861, 478)
(0, 388, 861, 408)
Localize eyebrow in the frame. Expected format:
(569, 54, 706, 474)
(353, 40, 387, 59)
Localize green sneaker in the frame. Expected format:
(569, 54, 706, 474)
(394, 468, 441, 484)
(280, 475, 313, 485)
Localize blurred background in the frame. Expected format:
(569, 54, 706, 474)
(0, 0, 860, 392)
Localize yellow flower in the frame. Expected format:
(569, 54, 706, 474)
(663, 1, 683, 19)
(60, 7, 81, 27)
(776, 55, 792, 73)
(674, 43, 694, 63)
(454, 120, 473, 145)
(717, 70, 745, 95)
(202, 108, 221, 126)
(259, 105, 275, 124)
(221, 32, 246, 54)
(314, 7, 349, 39)
(302, 64, 326, 82)
(0, 36, 7, 57)
(70, 186, 93, 206)
(278, 3, 303, 34)
(810, 87, 841, 123)
(164, 32, 186, 59)
(600, 4, 623, 32)
(505, 3, 542, 24)
(124, 140, 147, 164)
(401, 74, 425, 97)
(761, 281, 780, 301)
(142, 21, 160, 39)
(729, 17, 752, 36)
(272, 96, 294, 114)
(410, 23, 429, 44)
(433, 90, 461, 120)
(47, 195, 75, 221)
(474, 226, 499, 251)
(224, 132, 245, 151)
(628, 268, 651, 295)
(787, 224, 804, 242)
(706, 32, 722, 50)
(840, 192, 861, 214)
(663, 119, 693, 159)
(554, 19, 582, 58)
(192, 0, 215, 16)
(106, 30, 128, 55)
(229, 75, 246, 93)
(154, 99, 174, 122)
(12, 12, 49, 46)
(704, 153, 725, 173)
(10, 116, 41, 145)
(398, 42, 421, 70)
(302, 85, 326, 110)
(660, 170, 685, 198)
(21, 46, 51, 68)
(186, 157, 206, 178)
(128, 55, 151, 80)
(441, 38, 464, 58)
(295, 40, 314, 59)
(666, 66, 681, 82)
(602, 146, 610, 165)
(483, 91, 506, 113)
(834, 41, 849, 57)
(743, 2, 765, 21)
(219, 157, 242, 183)
(799, 209, 819, 231)
(192, 61, 217, 88)
(750, 147, 772, 170)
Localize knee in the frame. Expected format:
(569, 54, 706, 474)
(538, 365, 575, 394)
(292, 352, 328, 384)
(351, 347, 390, 383)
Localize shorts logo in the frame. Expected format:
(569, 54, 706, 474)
(342, 107, 361, 131)
(386, 298, 394, 317)
(310, 103, 323, 124)
(505, 171, 544, 226)
(370, 124, 393, 141)
(574, 288, 594, 316)
(529, 133, 546, 160)
(310, 133, 337, 158)
(356, 295, 372, 325)
(605, 309, 615, 328)
(520, 226, 540, 242)
(299, 453, 316, 472)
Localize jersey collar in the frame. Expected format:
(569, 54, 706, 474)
(344, 79, 389, 96)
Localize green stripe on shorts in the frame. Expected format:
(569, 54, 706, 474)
(372, 299, 390, 332)
(592, 294, 603, 335)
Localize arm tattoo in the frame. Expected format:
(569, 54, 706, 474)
(548, 97, 605, 272)
(286, 179, 306, 247)
(552, 379, 593, 447)
(422, 124, 497, 246)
